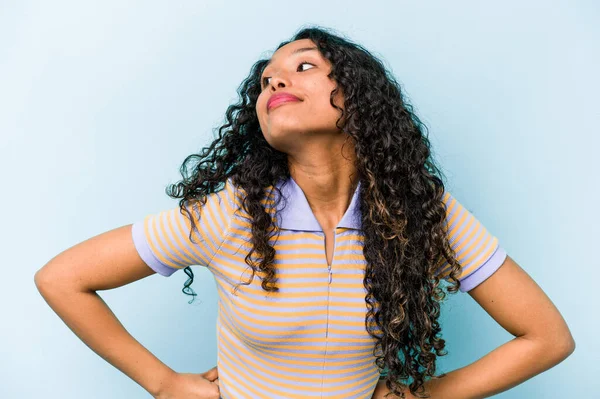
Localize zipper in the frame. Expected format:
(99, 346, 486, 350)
(324, 229, 335, 338)
(321, 229, 336, 397)
(326, 229, 335, 284)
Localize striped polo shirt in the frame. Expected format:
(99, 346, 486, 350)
(131, 176, 507, 398)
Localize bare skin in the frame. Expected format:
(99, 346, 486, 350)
(33, 38, 363, 399)
(255, 37, 359, 265)
(203, 38, 577, 399)
(35, 35, 575, 399)
(34, 224, 220, 398)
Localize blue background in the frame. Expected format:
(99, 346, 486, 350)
(3, 0, 597, 397)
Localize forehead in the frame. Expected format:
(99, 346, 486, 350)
(263, 39, 319, 70)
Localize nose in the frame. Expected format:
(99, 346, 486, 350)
(268, 73, 289, 90)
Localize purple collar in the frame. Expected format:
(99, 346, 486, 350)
(273, 176, 362, 232)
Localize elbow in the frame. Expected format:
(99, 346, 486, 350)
(34, 269, 62, 295)
(34, 269, 47, 290)
(34, 269, 53, 295)
(552, 324, 576, 359)
(544, 334, 576, 363)
(558, 335, 576, 358)
(524, 332, 576, 364)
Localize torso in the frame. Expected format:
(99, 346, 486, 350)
(210, 181, 382, 398)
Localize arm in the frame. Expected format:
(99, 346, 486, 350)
(34, 224, 175, 397)
(372, 255, 575, 399)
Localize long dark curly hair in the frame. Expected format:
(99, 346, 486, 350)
(164, 25, 464, 399)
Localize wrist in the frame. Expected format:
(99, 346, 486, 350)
(149, 368, 178, 398)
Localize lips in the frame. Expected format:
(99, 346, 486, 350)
(267, 93, 301, 111)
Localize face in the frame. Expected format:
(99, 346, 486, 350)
(255, 39, 345, 153)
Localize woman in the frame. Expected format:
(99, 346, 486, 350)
(35, 26, 575, 399)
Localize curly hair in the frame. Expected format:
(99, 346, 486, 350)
(164, 25, 465, 399)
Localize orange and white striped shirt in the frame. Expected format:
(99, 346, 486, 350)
(131, 176, 507, 398)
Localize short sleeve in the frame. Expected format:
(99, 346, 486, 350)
(434, 191, 508, 292)
(131, 178, 237, 277)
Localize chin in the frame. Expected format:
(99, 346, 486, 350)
(265, 122, 306, 138)
(262, 129, 304, 152)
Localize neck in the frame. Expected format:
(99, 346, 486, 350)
(286, 135, 359, 230)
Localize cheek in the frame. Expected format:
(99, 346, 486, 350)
(328, 82, 344, 108)
(256, 95, 264, 112)
(318, 87, 344, 118)
(315, 80, 343, 109)
(256, 97, 267, 123)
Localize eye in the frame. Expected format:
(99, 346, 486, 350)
(262, 61, 315, 88)
(298, 61, 315, 72)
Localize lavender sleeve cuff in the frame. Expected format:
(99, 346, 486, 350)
(459, 246, 508, 292)
(131, 221, 178, 277)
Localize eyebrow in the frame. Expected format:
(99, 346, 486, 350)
(263, 46, 318, 70)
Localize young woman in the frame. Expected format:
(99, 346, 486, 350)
(35, 26, 575, 399)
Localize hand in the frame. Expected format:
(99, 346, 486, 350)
(202, 365, 219, 387)
(155, 366, 220, 399)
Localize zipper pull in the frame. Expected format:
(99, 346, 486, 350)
(328, 269, 332, 284)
